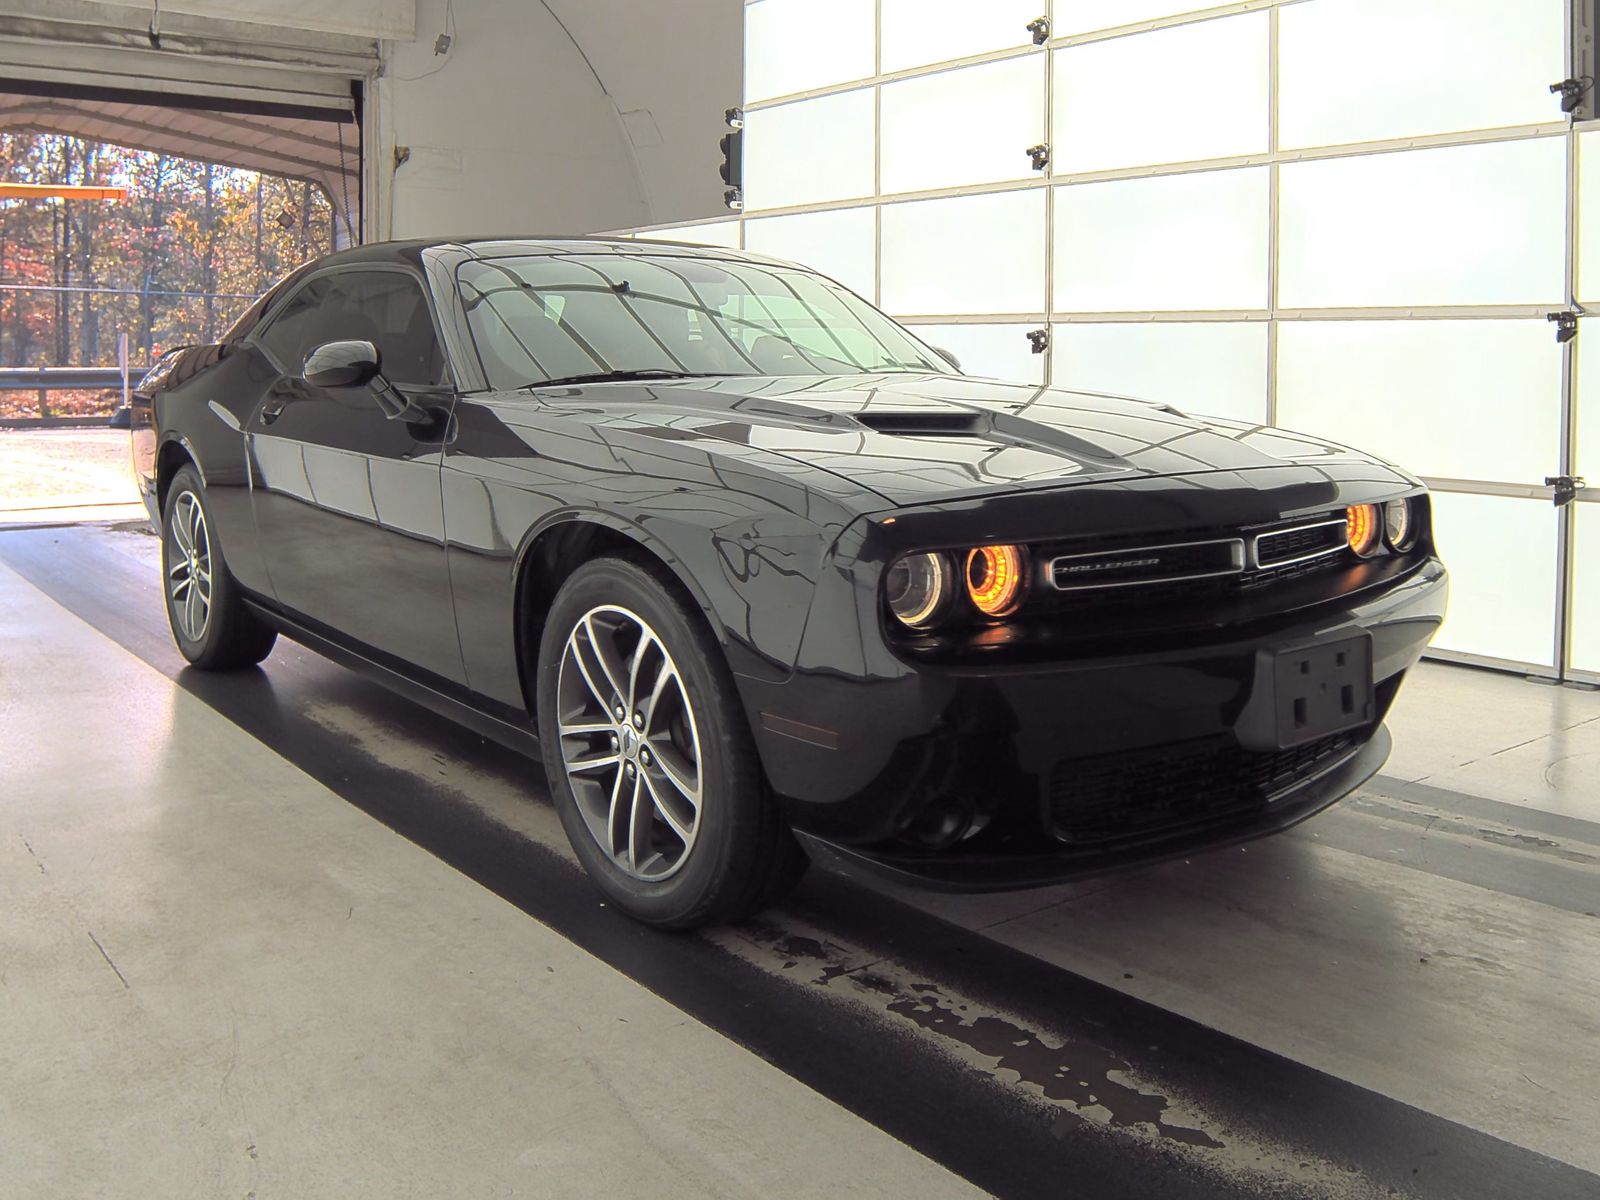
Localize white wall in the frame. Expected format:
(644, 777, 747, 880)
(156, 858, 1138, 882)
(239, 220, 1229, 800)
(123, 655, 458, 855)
(374, 0, 739, 239)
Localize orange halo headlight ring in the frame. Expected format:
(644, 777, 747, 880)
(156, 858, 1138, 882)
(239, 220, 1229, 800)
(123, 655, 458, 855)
(1345, 504, 1382, 558)
(965, 544, 1029, 618)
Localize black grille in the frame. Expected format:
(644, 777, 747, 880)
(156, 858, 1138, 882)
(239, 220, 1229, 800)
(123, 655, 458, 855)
(1047, 729, 1363, 846)
(1050, 538, 1240, 589)
(1256, 520, 1346, 568)
(1034, 515, 1352, 613)
(1039, 549, 1343, 614)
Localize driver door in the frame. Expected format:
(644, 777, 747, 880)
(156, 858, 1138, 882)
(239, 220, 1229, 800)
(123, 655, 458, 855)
(244, 266, 466, 685)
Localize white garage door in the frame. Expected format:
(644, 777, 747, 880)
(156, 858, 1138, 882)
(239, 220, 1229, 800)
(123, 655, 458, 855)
(641, 0, 1600, 682)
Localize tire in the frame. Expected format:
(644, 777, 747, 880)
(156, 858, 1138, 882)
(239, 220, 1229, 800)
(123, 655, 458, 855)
(161, 464, 278, 670)
(536, 554, 807, 929)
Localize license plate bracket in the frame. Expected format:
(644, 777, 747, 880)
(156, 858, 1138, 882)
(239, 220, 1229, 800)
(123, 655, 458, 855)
(1270, 634, 1374, 749)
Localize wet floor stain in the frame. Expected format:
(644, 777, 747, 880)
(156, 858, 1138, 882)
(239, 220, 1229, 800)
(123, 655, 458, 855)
(883, 985, 1223, 1148)
(715, 916, 1395, 1200)
(745, 920, 1219, 1148)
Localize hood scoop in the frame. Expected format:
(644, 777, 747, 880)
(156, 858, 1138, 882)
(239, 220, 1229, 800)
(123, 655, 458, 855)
(853, 410, 985, 437)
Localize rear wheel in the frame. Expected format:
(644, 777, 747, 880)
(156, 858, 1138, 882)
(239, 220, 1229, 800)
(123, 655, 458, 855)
(162, 465, 277, 669)
(536, 554, 806, 929)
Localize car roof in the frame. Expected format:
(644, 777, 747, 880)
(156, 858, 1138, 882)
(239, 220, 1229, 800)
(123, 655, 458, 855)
(310, 235, 799, 272)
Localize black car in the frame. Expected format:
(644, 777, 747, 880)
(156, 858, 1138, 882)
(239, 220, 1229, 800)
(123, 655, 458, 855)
(131, 237, 1448, 928)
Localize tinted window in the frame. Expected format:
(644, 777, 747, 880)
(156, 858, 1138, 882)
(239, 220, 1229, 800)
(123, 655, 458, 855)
(255, 270, 448, 387)
(220, 283, 283, 344)
(456, 253, 952, 390)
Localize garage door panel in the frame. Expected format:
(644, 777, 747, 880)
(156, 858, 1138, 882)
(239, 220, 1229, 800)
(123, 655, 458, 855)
(1429, 492, 1557, 667)
(743, 90, 875, 211)
(880, 56, 1045, 195)
(1052, 321, 1267, 425)
(1054, 168, 1269, 313)
(744, 0, 875, 102)
(1278, 0, 1563, 148)
(1054, 1, 1222, 38)
(879, 0, 1038, 72)
(910, 324, 1044, 385)
(744, 208, 876, 299)
(881, 190, 1045, 316)
(1279, 138, 1567, 310)
(1277, 320, 1559, 487)
(1052, 13, 1268, 174)
(1571, 505, 1600, 676)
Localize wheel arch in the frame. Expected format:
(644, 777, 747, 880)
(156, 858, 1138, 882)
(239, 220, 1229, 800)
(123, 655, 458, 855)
(511, 512, 727, 720)
(155, 437, 202, 515)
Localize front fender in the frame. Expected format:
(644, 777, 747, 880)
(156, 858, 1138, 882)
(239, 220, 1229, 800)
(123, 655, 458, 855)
(149, 344, 271, 595)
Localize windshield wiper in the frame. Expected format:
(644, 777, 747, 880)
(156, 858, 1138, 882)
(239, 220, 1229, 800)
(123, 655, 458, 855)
(526, 369, 738, 389)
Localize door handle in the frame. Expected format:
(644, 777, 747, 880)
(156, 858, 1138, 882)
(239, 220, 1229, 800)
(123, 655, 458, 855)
(259, 399, 287, 426)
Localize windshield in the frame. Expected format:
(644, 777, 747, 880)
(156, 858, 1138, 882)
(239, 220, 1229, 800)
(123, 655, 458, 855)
(455, 252, 954, 390)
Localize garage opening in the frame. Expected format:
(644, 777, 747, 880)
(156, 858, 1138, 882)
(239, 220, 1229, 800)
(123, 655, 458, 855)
(0, 82, 360, 524)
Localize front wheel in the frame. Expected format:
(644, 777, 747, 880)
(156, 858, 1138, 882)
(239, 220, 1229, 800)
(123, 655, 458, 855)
(536, 555, 806, 929)
(162, 465, 277, 670)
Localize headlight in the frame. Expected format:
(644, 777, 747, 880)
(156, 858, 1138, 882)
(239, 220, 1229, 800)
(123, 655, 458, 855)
(1345, 504, 1381, 557)
(1383, 498, 1416, 551)
(965, 544, 1029, 618)
(885, 552, 951, 629)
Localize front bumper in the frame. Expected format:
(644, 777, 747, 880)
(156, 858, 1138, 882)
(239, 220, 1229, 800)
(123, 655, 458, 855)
(738, 556, 1446, 890)
(796, 724, 1389, 891)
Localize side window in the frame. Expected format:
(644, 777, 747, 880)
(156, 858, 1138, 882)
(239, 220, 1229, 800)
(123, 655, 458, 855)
(255, 276, 334, 371)
(254, 270, 448, 387)
(330, 272, 449, 387)
(220, 282, 282, 344)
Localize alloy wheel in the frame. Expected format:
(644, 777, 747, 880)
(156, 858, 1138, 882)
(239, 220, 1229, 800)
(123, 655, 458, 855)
(556, 604, 704, 881)
(167, 491, 213, 643)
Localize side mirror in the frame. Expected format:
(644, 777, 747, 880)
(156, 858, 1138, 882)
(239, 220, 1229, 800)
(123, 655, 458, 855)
(303, 339, 413, 421)
(304, 339, 381, 389)
(931, 345, 962, 372)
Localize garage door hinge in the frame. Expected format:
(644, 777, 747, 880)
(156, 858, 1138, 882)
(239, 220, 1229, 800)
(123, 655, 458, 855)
(1545, 475, 1587, 506)
(1551, 76, 1594, 114)
(1026, 328, 1049, 354)
(1027, 16, 1051, 45)
(1026, 143, 1051, 171)
(1548, 310, 1580, 343)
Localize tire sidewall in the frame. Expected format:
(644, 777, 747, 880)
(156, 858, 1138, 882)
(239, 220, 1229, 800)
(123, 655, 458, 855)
(536, 557, 751, 925)
(162, 465, 225, 663)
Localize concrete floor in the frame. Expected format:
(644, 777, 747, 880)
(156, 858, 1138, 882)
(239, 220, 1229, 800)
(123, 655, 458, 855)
(2, 522, 1598, 1199)
(0, 556, 981, 1199)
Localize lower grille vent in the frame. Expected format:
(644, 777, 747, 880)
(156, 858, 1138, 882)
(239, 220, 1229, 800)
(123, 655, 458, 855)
(1047, 729, 1362, 846)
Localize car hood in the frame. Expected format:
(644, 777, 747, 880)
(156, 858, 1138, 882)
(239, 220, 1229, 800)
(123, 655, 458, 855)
(527, 372, 1396, 508)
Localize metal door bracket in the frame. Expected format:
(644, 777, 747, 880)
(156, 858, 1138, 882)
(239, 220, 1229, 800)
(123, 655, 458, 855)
(1026, 143, 1051, 171)
(1026, 328, 1049, 354)
(1548, 310, 1580, 343)
(1545, 475, 1587, 506)
(1027, 16, 1050, 45)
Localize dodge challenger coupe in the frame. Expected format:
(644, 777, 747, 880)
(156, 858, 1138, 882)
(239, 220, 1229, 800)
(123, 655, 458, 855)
(132, 237, 1448, 928)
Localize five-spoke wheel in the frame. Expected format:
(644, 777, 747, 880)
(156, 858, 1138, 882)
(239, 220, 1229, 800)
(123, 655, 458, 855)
(166, 490, 213, 643)
(557, 605, 703, 881)
(160, 464, 277, 669)
(537, 554, 807, 928)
